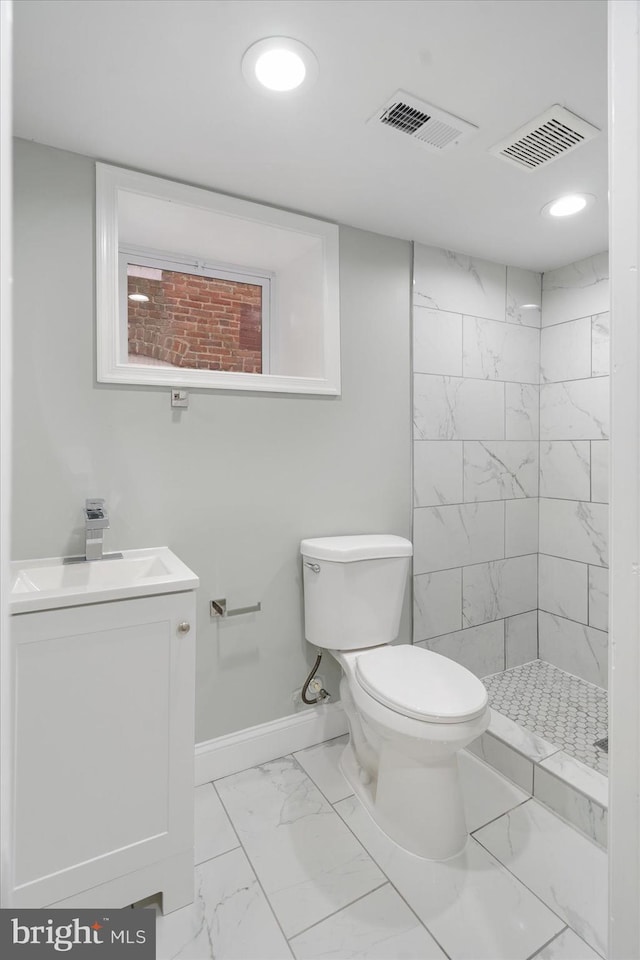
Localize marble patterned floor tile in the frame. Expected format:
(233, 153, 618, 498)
(531, 927, 603, 959)
(155, 847, 292, 960)
(215, 757, 385, 938)
(474, 799, 607, 957)
(293, 736, 353, 804)
(459, 749, 529, 831)
(335, 795, 564, 960)
(289, 884, 446, 960)
(194, 783, 240, 866)
(483, 661, 608, 774)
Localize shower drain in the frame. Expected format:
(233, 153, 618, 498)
(593, 737, 608, 753)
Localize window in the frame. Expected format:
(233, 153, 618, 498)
(96, 163, 341, 395)
(120, 249, 272, 374)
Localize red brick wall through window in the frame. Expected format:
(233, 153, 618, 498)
(127, 266, 263, 373)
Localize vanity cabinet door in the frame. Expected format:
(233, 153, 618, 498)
(12, 591, 196, 907)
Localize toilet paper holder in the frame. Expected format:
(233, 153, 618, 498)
(210, 598, 261, 618)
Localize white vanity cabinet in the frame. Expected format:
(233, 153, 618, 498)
(10, 548, 198, 912)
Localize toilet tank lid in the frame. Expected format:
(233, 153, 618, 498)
(300, 535, 413, 562)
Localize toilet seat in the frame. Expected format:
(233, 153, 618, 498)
(355, 644, 488, 723)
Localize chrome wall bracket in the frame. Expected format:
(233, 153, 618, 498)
(210, 598, 262, 619)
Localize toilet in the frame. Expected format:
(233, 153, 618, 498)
(300, 534, 490, 860)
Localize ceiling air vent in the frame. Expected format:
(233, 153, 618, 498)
(368, 90, 477, 152)
(490, 105, 600, 171)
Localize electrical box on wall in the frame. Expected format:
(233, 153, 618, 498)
(171, 389, 189, 408)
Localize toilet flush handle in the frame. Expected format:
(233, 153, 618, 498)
(304, 562, 321, 573)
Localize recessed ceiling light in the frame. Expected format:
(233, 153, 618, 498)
(520, 303, 541, 310)
(541, 193, 595, 218)
(242, 37, 318, 94)
(128, 293, 150, 302)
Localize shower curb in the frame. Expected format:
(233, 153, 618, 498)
(470, 708, 608, 848)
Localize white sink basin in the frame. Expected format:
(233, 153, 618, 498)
(10, 547, 199, 613)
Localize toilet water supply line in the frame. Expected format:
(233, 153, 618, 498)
(301, 651, 331, 705)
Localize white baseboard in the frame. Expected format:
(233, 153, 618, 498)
(195, 701, 348, 785)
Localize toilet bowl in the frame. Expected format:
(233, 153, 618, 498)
(301, 534, 490, 860)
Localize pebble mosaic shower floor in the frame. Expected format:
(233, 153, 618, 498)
(483, 660, 609, 776)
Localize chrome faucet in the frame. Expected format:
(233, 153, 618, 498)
(84, 498, 109, 561)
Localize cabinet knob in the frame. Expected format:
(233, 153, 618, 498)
(178, 621, 191, 634)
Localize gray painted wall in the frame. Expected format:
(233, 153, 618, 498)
(12, 139, 412, 742)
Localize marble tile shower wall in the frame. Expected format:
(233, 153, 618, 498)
(412, 244, 541, 677)
(539, 252, 609, 688)
(412, 245, 610, 690)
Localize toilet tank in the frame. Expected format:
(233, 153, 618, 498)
(300, 535, 412, 650)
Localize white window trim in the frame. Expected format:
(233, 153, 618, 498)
(120, 246, 273, 374)
(96, 162, 341, 396)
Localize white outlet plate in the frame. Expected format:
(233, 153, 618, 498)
(171, 388, 189, 408)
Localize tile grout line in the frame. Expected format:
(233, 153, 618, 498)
(330, 799, 454, 960)
(469, 796, 531, 835)
(418, 606, 539, 645)
(289, 748, 354, 808)
(523, 925, 570, 960)
(416, 557, 541, 582)
(416, 439, 607, 447)
(537, 277, 542, 664)
(537, 607, 608, 636)
(286, 881, 390, 944)
(471, 800, 594, 945)
(415, 370, 607, 386)
(211, 764, 297, 956)
(284, 745, 584, 895)
(416, 492, 607, 508)
(212, 754, 432, 954)
(193, 842, 242, 870)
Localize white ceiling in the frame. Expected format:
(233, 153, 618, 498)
(13, 0, 608, 271)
